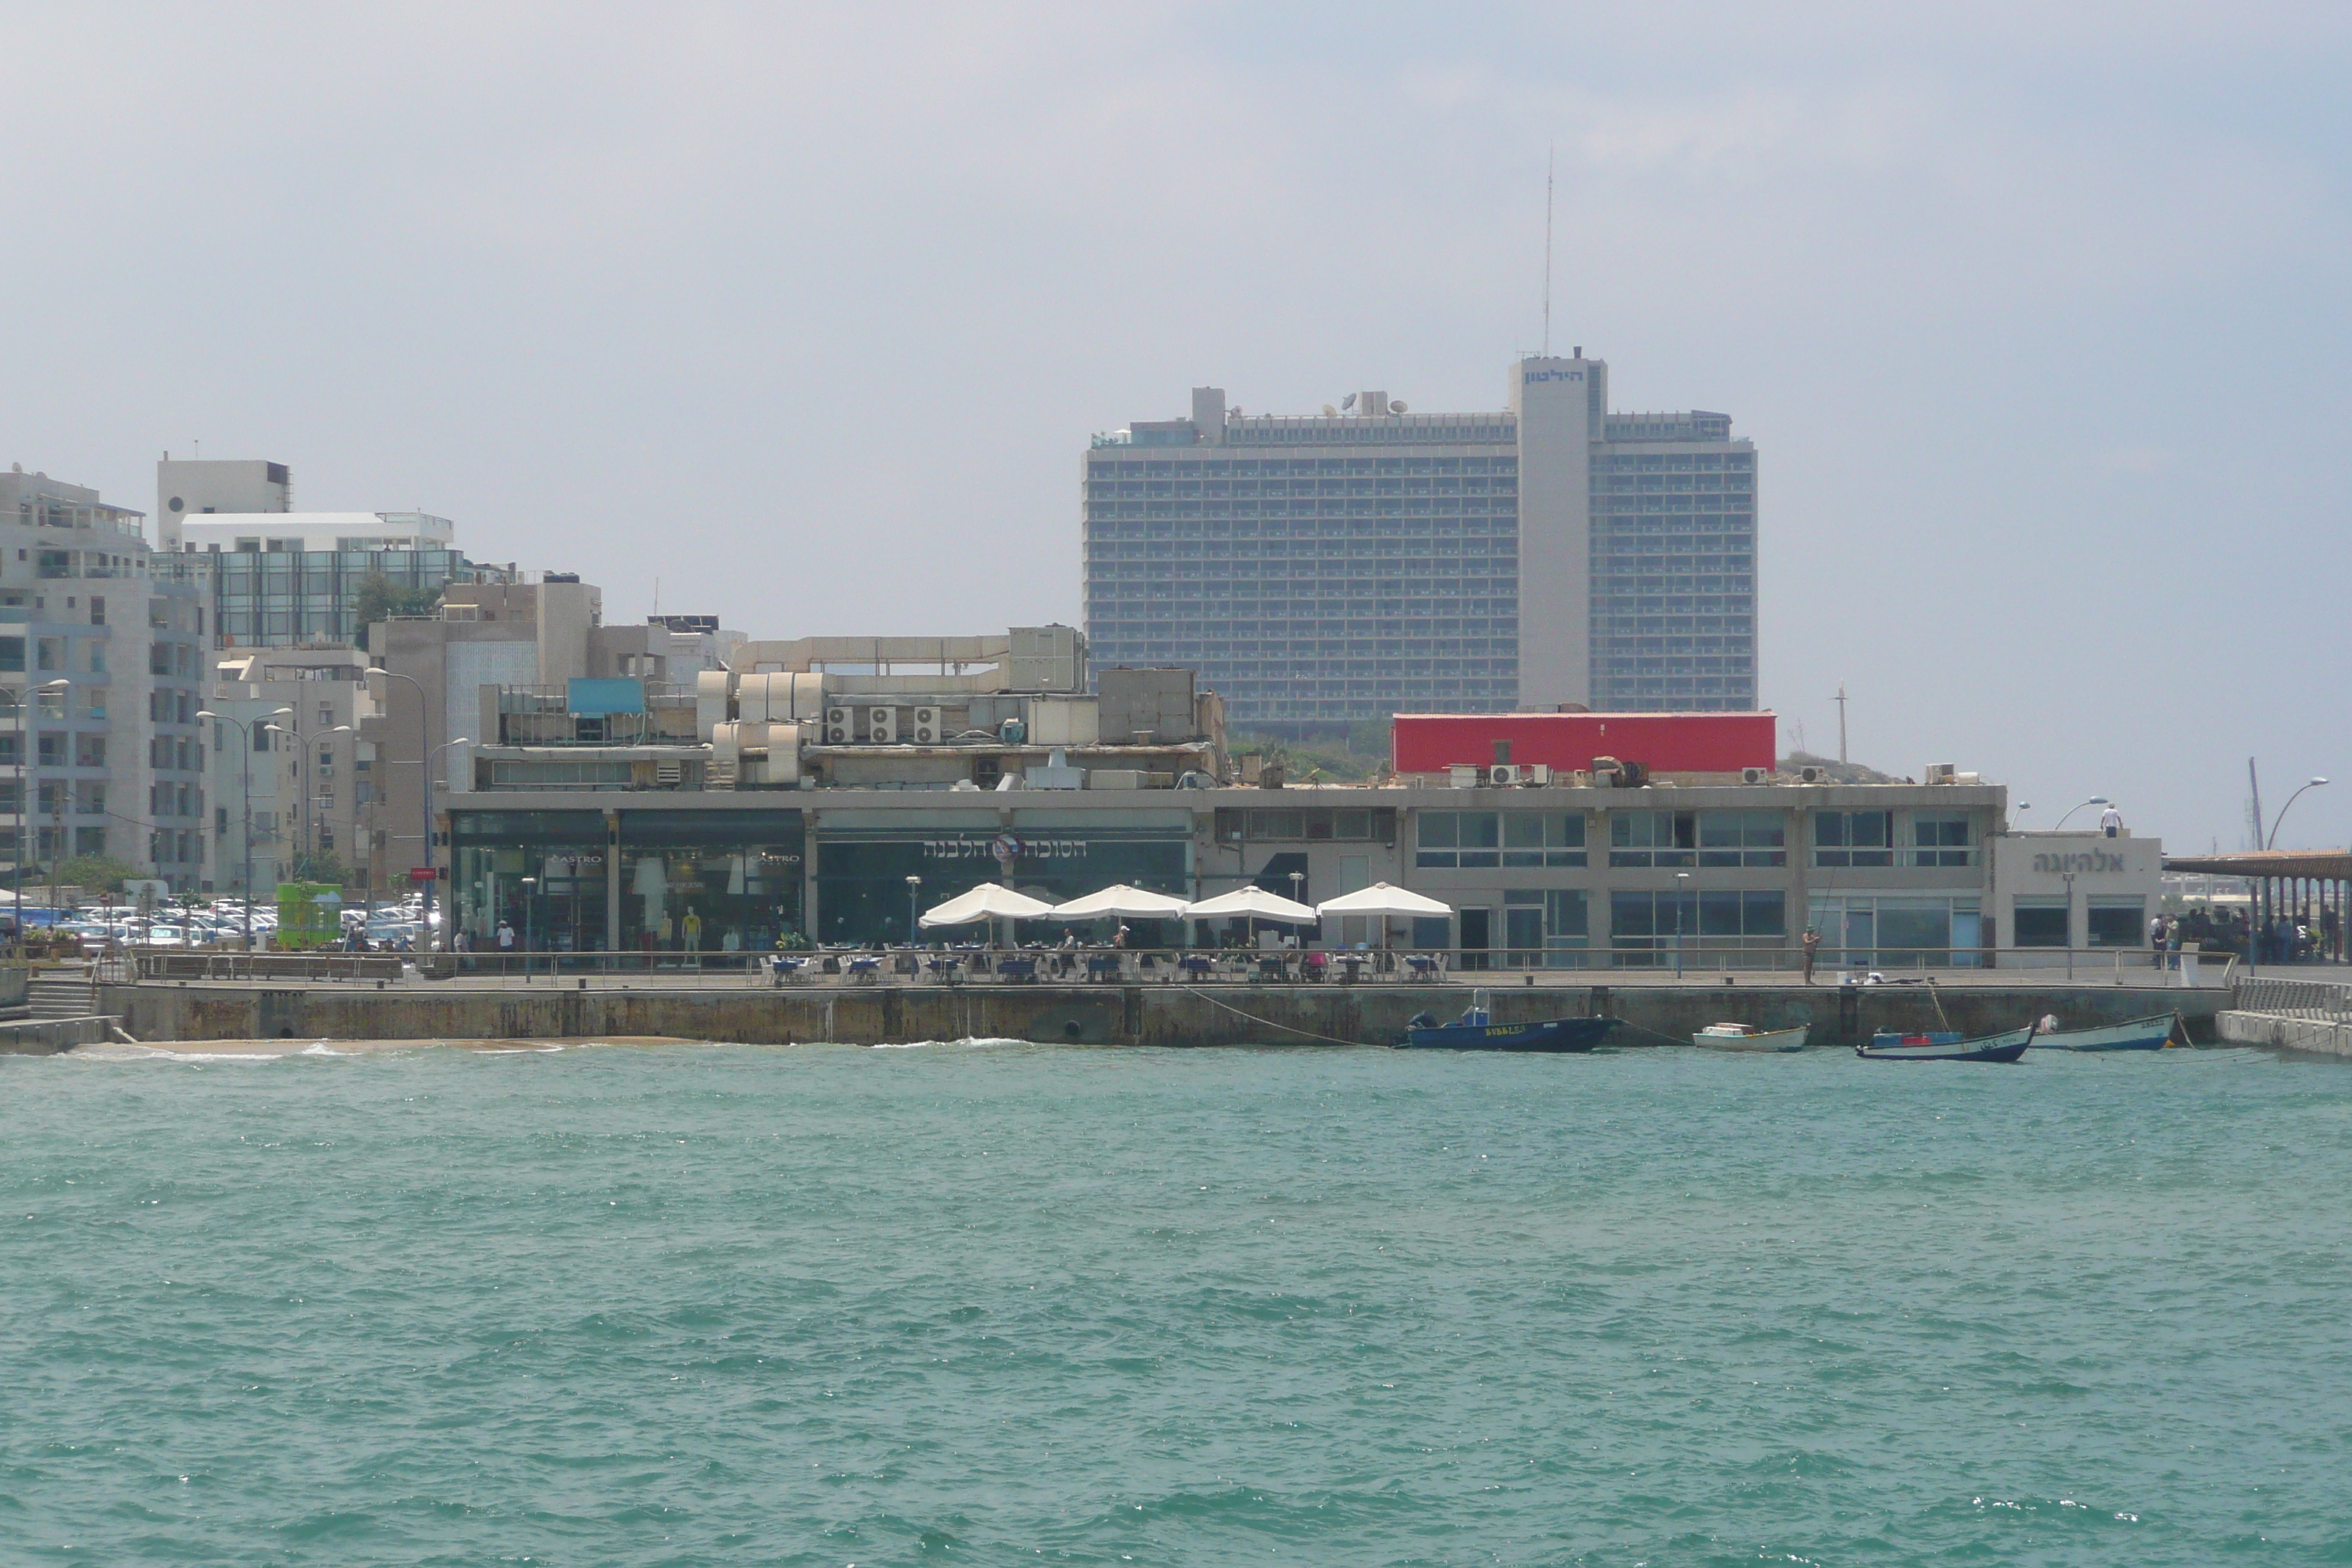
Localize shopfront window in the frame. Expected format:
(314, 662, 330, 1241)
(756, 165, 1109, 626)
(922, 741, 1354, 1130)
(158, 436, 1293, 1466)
(1809, 894, 1983, 967)
(1612, 889, 1782, 965)
(816, 830, 1187, 945)
(2087, 897, 2144, 948)
(2012, 897, 2068, 949)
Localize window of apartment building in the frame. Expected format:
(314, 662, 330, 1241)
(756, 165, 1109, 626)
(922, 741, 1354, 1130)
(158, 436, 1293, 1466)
(317, 744, 335, 776)
(74, 827, 104, 857)
(148, 599, 170, 630)
(1215, 808, 1384, 843)
(1417, 811, 1500, 868)
(1501, 812, 1586, 867)
(1697, 810, 1787, 867)
(88, 644, 103, 674)
(88, 596, 103, 626)
(36, 638, 62, 672)
(2012, 897, 2068, 948)
(2087, 897, 2144, 948)
(1610, 810, 1696, 867)
(75, 736, 103, 769)
(35, 733, 63, 768)
(1813, 810, 1894, 867)
(75, 783, 104, 816)
(0, 637, 20, 673)
(1909, 813, 1975, 867)
(253, 725, 270, 752)
(317, 703, 333, 726)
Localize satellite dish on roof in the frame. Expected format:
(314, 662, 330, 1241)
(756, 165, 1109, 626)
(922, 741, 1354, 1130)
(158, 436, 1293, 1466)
(1341, 393, 1357, 410)
(1390, 399, 1408, 412)
(1322, 404, 1338, 417)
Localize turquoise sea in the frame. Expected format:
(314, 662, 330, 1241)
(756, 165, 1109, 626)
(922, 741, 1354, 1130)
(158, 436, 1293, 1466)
(4, 1039, 2349, 1566)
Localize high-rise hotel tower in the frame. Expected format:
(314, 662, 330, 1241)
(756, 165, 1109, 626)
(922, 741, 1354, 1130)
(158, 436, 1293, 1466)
(1081, 355, 1757, 726)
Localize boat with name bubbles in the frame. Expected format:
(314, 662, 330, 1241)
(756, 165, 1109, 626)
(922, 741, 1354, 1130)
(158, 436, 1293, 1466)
(1855, 1023, 2035, 1063)
(1399, 993, 1620, 1052)
(2026, 1011, 2183, 1051)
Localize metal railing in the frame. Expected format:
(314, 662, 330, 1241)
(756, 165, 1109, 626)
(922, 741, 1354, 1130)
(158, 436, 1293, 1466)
(2234, 975, 2352, 1023)
(99, 942, 2244, 989)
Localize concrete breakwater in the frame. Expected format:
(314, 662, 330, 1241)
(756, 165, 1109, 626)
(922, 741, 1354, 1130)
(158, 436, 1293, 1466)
(101, 979, 2226, 1050)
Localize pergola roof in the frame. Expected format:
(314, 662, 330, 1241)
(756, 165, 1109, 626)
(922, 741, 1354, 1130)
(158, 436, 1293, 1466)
(2163, 850, 2352, 880)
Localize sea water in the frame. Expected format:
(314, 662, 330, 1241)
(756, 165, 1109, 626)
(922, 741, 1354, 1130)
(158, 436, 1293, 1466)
(3, 1040, 2349, 1566)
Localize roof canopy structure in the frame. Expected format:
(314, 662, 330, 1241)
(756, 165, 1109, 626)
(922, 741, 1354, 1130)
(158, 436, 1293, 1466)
(2164, 851, 2352, 881)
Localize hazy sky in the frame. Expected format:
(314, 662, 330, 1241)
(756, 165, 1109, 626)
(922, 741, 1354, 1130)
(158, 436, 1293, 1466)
(4, 4, 2345, 851)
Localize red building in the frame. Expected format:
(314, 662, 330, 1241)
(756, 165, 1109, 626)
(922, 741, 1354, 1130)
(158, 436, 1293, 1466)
(1391, 712, 1776, 776)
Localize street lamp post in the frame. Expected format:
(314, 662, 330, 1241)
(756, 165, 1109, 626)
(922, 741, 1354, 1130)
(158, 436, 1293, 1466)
(2053, 796, 2111, 831)
(195, 709, 259, 950)
(421, 736, 470, 950)
(520, 874, 537, 980)
(2062, 870, 2077, 981)
(1675, 870, 1693, 978)
(905, 874, 921, 946)
(31, 679, 69, 914)
(2266, 777, 2331, 850)
(0, 686, 30, 945)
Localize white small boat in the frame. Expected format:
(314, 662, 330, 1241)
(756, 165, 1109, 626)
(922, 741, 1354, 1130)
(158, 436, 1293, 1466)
(2028, 1011, 2182, 1052)
(1692, 1021, 1810, 1052)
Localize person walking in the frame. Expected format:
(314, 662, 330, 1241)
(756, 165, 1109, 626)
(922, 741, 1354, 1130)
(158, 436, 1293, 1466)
(2100, 804, 2124, 838)
(497, 919, 514, 951)
(1801, 926, 1822, 985)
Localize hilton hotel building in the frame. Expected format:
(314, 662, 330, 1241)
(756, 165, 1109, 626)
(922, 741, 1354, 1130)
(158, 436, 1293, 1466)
(1082, 355, 1757, 727)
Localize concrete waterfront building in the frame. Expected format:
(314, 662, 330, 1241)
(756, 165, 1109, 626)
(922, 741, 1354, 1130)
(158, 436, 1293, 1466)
(0, 467, 210, 891)
(429, 694, 2144, 969)
(1082, 356, 1757, 728)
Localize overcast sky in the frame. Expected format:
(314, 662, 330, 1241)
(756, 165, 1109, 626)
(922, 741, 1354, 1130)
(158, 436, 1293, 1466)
(3, 3, 2345, 851)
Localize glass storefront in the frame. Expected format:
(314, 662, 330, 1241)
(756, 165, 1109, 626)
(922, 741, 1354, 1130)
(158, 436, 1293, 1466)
(1807, 894, 1983, 968)
(451, 808, 804, 954)
(815, 828, 1189, 945)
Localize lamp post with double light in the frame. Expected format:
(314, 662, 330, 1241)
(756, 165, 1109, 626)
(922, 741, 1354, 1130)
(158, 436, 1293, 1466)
(194, 708, 260, 950)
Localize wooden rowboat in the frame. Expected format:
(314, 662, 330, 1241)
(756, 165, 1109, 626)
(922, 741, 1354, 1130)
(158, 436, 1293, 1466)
(1855, 1024, 2035, 1063)
(1692, 1022, 1811, 1052)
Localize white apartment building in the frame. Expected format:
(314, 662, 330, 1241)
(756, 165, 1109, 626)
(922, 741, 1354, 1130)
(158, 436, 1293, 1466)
(204, 647, 382, 900)
(0, 466, 210, 889)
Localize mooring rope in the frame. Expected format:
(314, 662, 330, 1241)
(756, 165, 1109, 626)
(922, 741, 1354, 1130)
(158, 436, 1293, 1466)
(1175, 986, 1380, 1047)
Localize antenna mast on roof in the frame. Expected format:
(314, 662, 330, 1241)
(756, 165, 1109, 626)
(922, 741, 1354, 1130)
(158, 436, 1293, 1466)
(1542, 146, 1554, 358)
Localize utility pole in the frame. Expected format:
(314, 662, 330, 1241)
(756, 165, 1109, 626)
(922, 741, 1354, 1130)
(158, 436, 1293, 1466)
(1835, 685, 1849, 766)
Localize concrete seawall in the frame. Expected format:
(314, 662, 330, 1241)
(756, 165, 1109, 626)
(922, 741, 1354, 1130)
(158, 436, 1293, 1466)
(102, 980, 2228, 1050)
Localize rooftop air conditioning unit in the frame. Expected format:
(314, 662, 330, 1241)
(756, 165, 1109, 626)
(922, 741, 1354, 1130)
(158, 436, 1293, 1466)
(910, 705, 941, 744)
(1925, 762, 1956, 784)
(1447, 764, 1480, 789)
(1799, 766, 1825, 784)
(864, 706, 897, 744)
(823, 706, 854, 745)
(1742, 766, 1769, 785)
(1488, 764, 1521, 786)
(1522, 764, 1552, 785)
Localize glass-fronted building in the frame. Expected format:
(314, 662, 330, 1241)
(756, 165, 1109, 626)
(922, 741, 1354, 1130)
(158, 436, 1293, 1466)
(1083, 361, 1757, 729)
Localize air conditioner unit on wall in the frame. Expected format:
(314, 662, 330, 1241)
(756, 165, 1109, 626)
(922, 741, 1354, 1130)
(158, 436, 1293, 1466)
(1743, 766, 1769, 785)
(911, 706, 941, 744)
(864, 706, 897, 744)
(1522, 764, 1551, 785)
(824, 706, 853, 745)
(1799, 766, 1825, 784)
(1488, 764, 1521, 786)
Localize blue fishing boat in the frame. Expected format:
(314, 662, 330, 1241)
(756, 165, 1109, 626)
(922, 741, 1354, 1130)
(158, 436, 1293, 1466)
(1399, 995, 1619, 1052)
(1855, 1023, 2034, 1063)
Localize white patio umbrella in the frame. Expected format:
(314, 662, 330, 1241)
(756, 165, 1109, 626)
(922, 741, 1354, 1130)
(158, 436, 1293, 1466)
(920, 883, 1057, 948)
(1049, 884, 1194, 921)
(1183, 886, 1320, 923)
(919, 883, 1058, 925)
(1315, 882, 1455, 954)
(1183, 883, 1322, 954)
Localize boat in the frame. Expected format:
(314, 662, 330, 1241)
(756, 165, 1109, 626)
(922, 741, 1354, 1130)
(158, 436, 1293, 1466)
(1855, 1023, 2034, 1063)
(1692, 1021, 1810, 1052)
(1399, 995, 1619, 1052)
(2027, 1011, 2182, 1052)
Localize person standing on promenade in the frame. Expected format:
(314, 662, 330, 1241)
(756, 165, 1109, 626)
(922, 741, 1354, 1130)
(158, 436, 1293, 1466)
(1801, 927, 1822, 984)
